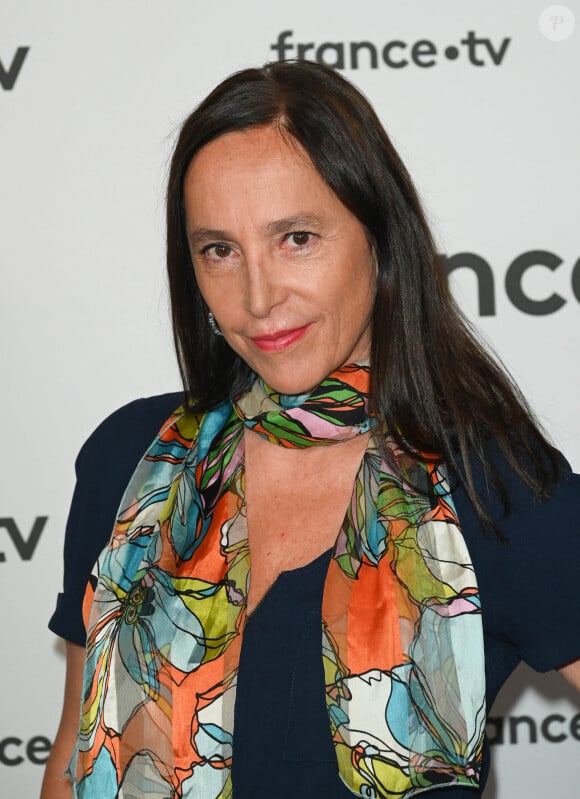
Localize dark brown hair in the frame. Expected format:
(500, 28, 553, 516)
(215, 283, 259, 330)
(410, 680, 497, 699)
(166, 60, 560, 528)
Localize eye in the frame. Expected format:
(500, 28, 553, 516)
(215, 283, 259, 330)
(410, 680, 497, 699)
(283, 231, 316, 249)
(200, 242, 235, 261)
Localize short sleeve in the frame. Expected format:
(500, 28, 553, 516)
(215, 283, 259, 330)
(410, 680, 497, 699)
(48, 392, 182, 645)
(453, 449, 580, 676)
(497, 468, 580, 672)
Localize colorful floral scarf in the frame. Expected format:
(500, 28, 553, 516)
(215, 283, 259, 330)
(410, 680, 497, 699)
(69, 364, 485, 798)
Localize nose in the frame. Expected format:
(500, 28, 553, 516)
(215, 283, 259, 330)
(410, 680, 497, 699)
(243, 254, 285, 319)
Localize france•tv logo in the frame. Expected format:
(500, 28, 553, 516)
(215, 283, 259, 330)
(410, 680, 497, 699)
(270, 30, 511, 69)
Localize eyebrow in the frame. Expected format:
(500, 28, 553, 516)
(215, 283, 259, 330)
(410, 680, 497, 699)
(188, 213, 325, 247)
(264, 213, 324, 236)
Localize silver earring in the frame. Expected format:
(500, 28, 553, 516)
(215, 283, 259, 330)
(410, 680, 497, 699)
(208, 312, 223, 336)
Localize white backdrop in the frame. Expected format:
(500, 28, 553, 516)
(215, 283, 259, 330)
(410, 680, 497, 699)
(1, 1, 579, 796)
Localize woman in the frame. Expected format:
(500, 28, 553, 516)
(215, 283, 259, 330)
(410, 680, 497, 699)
(42, 60, 580, 799)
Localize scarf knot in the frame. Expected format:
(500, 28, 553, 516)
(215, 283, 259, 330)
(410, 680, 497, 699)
(233, 363, 373, 448)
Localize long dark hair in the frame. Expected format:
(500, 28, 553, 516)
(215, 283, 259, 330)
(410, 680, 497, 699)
(166, 60, 560, 528)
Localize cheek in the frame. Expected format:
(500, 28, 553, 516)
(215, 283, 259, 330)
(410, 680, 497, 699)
(191, 261, 207, 297)
(192, 266, 228, 313)
(195, 275, 246, 335)
(344, 257, 376, 311)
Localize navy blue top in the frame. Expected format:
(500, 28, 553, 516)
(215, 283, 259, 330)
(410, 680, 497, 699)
(49, 394, 580, 798)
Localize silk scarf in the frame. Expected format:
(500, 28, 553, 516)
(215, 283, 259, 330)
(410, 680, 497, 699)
(69, 364, 485, 798)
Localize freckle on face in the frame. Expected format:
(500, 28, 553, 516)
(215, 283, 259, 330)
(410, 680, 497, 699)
(183, 125, 377, 395)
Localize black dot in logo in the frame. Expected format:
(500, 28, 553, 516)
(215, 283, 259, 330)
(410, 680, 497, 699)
(445, 46, 459, 60)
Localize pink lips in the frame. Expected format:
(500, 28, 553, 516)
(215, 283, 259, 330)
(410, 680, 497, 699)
(251, 324, 312, 352)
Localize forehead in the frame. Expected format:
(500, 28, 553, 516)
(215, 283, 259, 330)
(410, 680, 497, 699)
(187, 124, 311, 179)
(183, 125, 342, 223)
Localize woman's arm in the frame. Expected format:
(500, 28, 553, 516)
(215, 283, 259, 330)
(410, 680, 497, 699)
(40, 642, 85, 799)
(558, 658, 580, 692)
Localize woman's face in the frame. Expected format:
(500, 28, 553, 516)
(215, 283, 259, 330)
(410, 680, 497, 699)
(183, 124, 377, 395)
